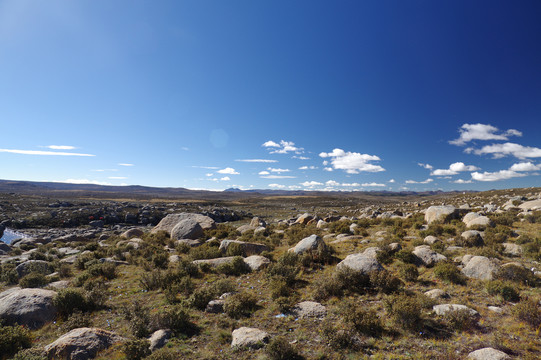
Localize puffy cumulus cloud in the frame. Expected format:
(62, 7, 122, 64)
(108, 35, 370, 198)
(258, 170, 270, 175)
(263, 140, 304, 154)
(467, 142, 541, 159)
(362, 182, 386, 187)
(389, 179, 395, 183)
(319, 148, 385, 174)
(299, 166, 318, 170)
(324, 167, 333, 172)
(267, 167, 290, 173)
(454, 179, 473, 184)
(418, 163, 433, 170)
(325, 180, 340, 186)
(509, 162, 541, 172)
(431, 162, 480, 176)
(293, 156, 310, 160)
(300, 181, 323, 187)
(268, 183, 286, 189)
(450, 123, 522, 146)
(217, 167, 239, 175)
(405, 178, 434, 184)
(235, 159, 278, 163)
(208, 176, 231, 182)
(342, 182, 361, 187)
(471, 170, 526, 182)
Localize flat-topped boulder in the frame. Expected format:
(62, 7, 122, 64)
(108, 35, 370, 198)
(219, 239, 269, 256)
(45, 327, 124, 360)
(460, 230, 484, 247)
(337, 254, 383, 274)
(120, 228, 145, 239)
(467, 347, 511, 360)
(231, 327, 270, 349)
(433, 304, 479, 318)
(171, 219, 204, 240)
(15, 260, 51, 277)
(461, 256, 500, 280)
(289, 301, 327, 319)
(425, 206, 459, 224)
(243, 255, 271, 271)
(412, 245, 446, 267)
(289, 234, 326, 254)
(152, 213, 216, 234)
(518, 199, 541, 211)
(0, 287, 57, 329)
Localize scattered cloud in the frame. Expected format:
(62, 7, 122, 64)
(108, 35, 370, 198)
(418, 163, 433, 170)
(301, 181, 323, 187)
(362, 182, 386, 187)
(319, 148, 385, 174)
(292, 156, 310, 160)
(466, 142, 541, 159)
(289, 185, 301, 190)
(0, 148, 94, 156)
(57, 179, 111, 185)
(118, 163, 134, 167)
(192, 165, 219, 169)
(235, 159, 278, 163)
(389, 179, 395, 183)
(453, 179, 473, 184)
(258, 171, 270, 175)
(267, 167, 290, 173)
(299, 166, 318, 170)
(217, 167, 239, 175)
(206, 173, 213, 177)
(220, 176, 231, 181)
(509, 162, 541, 172)
(471, 170, 526, 182)
(405, 178, 434, 184)
(260, 175, 296, 179)
(323, 167, 333, 172)
(342, 182, 361, 187)
(46, 145, 76, 150)
(268, 183, 286, 189)
(263, 140, 304, 154)
(325, 180, 340, 186)
(450, 123, 522, 146)
(431, 162, 480, 176)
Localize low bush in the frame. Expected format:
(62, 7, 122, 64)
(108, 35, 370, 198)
(320, 320, 360, 350)
(265, 336, 304, 360)
(19, 272, 48, 288)
(339, 300, 384, 337)
(154, 305, 197, 336)
(123, 339, 151, 360)
(188, 279, 235, 310)
(0, 263, 18, 285)
(433, 262, 466, 285)
(12, 347, 46, 360)
(513, 298, 541, 329)
(486, 280, 520, 302)
(496, 264, 537, 286)
(312, 273, 343, 301)
(443, 308, 478, 332)
(86, 262, 116, 280)
(189, 242, 222, 260)
(395, 250, 417, 264)
(122, 301, 151, 338)
(369, 270, 403, 293)
(61, 310, 91, 331)
(384, 294, 422, 331)
(223, 291, 258, 319)
(0, 323, 32, 359)
(267, 252, 300, 286)
(399, 263, 419, 282)
(144, 348, 177, 360)
(216, 256, 250, 276)
(53, 288, 93, 319)
(139, 269, 163, 291)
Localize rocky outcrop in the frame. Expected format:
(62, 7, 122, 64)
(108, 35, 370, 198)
(425, 206, 458, 224)
(337, 254, 383, 274)
(0, 287, 57, 329)
(460, 230, 484, 247)
(45, 327, 124, 360)
(15, 260, 51, 277)
(294, 213, 314, 225)
(289, 234, 326, 254)
(231, 327, 270, 349)
(412, 245, 446, 267)
(518, 199, 541, 211)
(461, 256, 499, 280)
(152, 213, 216, 234)
(424, 289, 450, 300)
(170, 219, 204, 240)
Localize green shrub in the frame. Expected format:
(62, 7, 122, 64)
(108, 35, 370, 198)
(399, 263, 419, 282)
(206, 224, 240, 240)
(188, 279, 235, 310)
(433, 262, 466, 285)
(123, 339, 151, 360)
(19, 272, 48, 288)
(122, 301, 151, 338)
(189, 242, 222, 260)
(0, 263, 18, 285)
(334, 267, 370, 294)
(496, 264, 537, 286)
(86, 262, 116, 280)
(486, 280, 520, 302)
(53, 288, 91, 319)
(223, 291, 258, 319)
(164, 277, 194, 304)
(144, 348, 177, 360)
(339, 300, 384, 337)
(320, 320, 359, 350)
(265, 336, 304, 360)
(0, 323, 32, 359)
(62, 310, 91, 331)
(443, 308, 478, 332)
(12, 347, 46, 360)
(312, 273, 343, 301)
(369, 270, 403, 293)
(384, 294, 422, 331)
(57, 263, 72, 278)
(139, 269, 163, 291)
(154, 305, 197, 336)
(152, 252, 169, 269)
(395, 250, 417, 264)
(267, 253, 300, 286)
(216, 256, 250, 276)
(328, 220, 352, 235)
(74, 252, 97, 270)
(513, 298, 541, 329)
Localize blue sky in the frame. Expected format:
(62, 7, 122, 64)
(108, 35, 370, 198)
(1, 1, 540, 192)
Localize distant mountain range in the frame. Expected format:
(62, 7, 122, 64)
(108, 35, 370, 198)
(0, 179, 473, 201)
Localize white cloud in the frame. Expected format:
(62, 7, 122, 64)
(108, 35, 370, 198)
(405, 178, 434, 184)
(362, 182, 386, 187)
(293, 156, 310, 160)
(342, 182, 361, 187)
(46, 145, 76, 150)
(418, 163, 433, 170)
(108, 176, 127, 179)
(431, 162, 480, 176)
(235, 159, 278, 163)
(453, 179, 473, 184)
(258, 171, 270, 175)
(471, 170, 526, 182)
(57, 179, 111, 185)
(450, 123, 522, 145)
(263, 140, 304, 154)
(206, 173, 213, 177)
(268, 183, 286, 189)
(192, 165, 219, 169)
(325, 180, 340, 186)
(299, 166, 318, 170)
(509, 162, 541, 172)
(319, 148, 385, 174)
(389, 179, 395, 183)
(323, 167, 333, 172)
(260, 175, 296, 179)
(267, 167, 290, 173)
(217, 167, 239, 175)
(220, 176, 231, 181)
(301, 181, 323, 187)
(118, 163, 134, 167)
(262, 140, 280, 148)
(467, 142, 541, 159)
(289, 185, 301, 190)
(0, 148, 94, 156)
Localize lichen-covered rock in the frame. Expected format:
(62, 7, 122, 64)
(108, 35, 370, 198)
(433, 304, 479, 318)
(120, 228, 144, 239)
(425, 206, 458, 224)
(294, 213, 314, 225)
(219, 239, 269, 256)
(289, 301, 327, 319)
(336, 254, 383, 274)
(518, 199, 541, 211)
(243, 255, 271, 271)
(502, 243, 522, 256)
(231, 327, 270, 349)
(465, 215, 494, 229)
(45, 327, 124, 360)
(460, 230, 484, 247)
(423, 235, 440, 245)
(289, 234, 326, 254)
(0, 287, 57, 329)
(424, 289, 450, 300)
(152, 213, 216, 234)
(15, 260, 50, 277)
(461, 256, 499, 280)
(467, 347, 511, 360)
(149, 329, 171, 352)
(170, 219, 204, 240)
(412, 245, 447, 267)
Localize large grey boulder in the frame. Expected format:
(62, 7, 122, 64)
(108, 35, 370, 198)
(518, 199, 541, 211)
(45, 327, 124, 360)
(424, 206, 459, 224)
(424, 289, 450, 300)
(433, 304, 479, 318)
(120, 228, 144, 239)
(170, 219, 204, 240)
(464, 214, 494, 229)
(503, 243, 522, 256)
(460, 230, 484, 247)
(152, 213, 216, 234)
(231, 327, 270, 349)
(294, 213, 314, 225)
(0, 287, 57, 329)
(423, 235, 441, 245)
(289, 301, 327, 319)
(149, 329, 171, 352)
(243, 255, 271, 271)
(193, 257, 238, 268)
(336, 254, 383, 274)
(461, 256, 499, 280)
(467, 347, 511, 360)
(412, 245, 446, 267)
(219, 240, 269, 256)
(289, 234, 326, 254)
